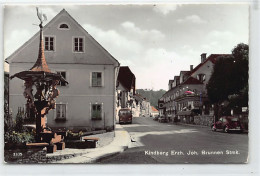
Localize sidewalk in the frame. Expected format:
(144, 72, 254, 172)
(49, 124, 130, 163)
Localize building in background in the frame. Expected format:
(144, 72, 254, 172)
(116, 66, 136, 122)
(150, 106, 159, 117)
(160, 53, 229, 124)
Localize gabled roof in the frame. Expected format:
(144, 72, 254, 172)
(117, 66, 136, 92)
(6, 9, 119, 66)
(174, 76, 180, 80)
(182, 76, 203, 85)
(151, 106, 159, 112)
(190, 54, 231, 75)
(207, 54, 231, 64)
(180, 71, 190, 75)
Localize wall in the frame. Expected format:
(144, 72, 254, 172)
(178, 115, 213, 126)
(9, 63, 116, 131)
(194, 115, 214, 126)
(7, 10, 119, 131)
(190, 60, 214, 91)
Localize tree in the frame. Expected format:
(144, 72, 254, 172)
(15, 107, 25, 132)
(206, 43, 249, 119)
(136, 89, 166, 107)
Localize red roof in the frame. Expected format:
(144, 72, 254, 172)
(151, 106, 158, 112)
(207, 54, 231, 64)
(182, 76, 203, 85)
(190, 54, 231, 75)
(180, 71, 191, 76)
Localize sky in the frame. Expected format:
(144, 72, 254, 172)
(4, 4, 249, 90)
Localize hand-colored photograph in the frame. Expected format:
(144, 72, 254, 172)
(4, 4, 249, 164)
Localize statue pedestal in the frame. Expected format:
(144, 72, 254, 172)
(26, 100, 65, 153)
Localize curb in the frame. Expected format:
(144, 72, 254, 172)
(54, 124, 131, 164)
(175, 122, 210, 128)
(174, 122, 248, 134)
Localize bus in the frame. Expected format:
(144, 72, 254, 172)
(119, 108, 132, 124)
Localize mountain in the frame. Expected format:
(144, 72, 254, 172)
(136, 89, 166, 108)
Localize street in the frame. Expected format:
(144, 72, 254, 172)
(99, 117, 248, 164)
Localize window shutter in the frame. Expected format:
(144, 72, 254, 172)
(90, 103, 92, 118)
(90, 72, 92, 87)
(101, 72, 104, 87)
(101, 103, 104, 119)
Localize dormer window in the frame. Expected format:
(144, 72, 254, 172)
(59, 23, 69, 29)
(197, 74, 206, 82)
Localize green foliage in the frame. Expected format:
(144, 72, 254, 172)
(228, 85, 248, 108)
(4, 113, 14, 133)
(4, 72, 9, 110)
(207, 43, 249, 108)
(15, 107, 25, 132)
(136, 89, 166, 107)
(66, 130, 83, 140)
(207, 56, 235, 103)
(4, 131, 35, 144)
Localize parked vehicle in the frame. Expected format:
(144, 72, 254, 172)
(119, 108, 132, 124)
(211, 116, 244, 133)
(153, 115, 159, 121)
(158, 116, 168, 123)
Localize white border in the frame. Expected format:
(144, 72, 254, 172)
(0, 1, 259, 176)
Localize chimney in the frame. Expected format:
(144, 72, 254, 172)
(190, 65, 193, 71)
(201, 53, 207, 63)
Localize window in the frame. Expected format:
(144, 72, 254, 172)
(57, 71, 67, 86)
(222, 118, 227, 123)
(59, 23, 69, 29)
(91, 104, 102, 120)
(197, 74, 206, 82)
(45, 36, 54, 51)
(92, 72, 102, 87)
(56, 104, 66, 120)
(73, 37, 84, 52)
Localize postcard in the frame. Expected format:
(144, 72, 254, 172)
(4, 4, 249, 165)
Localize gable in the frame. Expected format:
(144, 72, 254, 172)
(6, 9, 119, 66)
(190, 54, 231, 76)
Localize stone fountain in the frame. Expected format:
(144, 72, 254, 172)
(10, 8, 68, 153)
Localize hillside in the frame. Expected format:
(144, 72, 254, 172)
(136, 89, 166, 108)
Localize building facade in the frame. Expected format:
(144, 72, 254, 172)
(116, 66, 136, 122)
(6, 9, 120, 132)
(160, 53, 228, 124)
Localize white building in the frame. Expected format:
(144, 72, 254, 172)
(6, 9, 120, 132)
